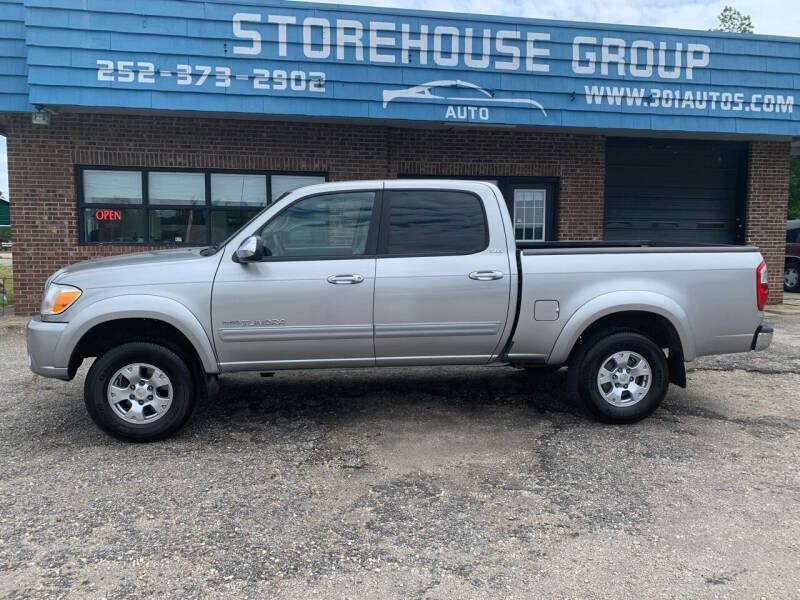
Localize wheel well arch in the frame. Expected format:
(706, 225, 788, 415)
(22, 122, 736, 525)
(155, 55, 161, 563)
(68, 318, 205, 381)
(568, 310, 686, 387)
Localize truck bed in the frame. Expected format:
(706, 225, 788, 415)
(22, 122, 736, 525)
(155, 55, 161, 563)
(506, 242, 764, 366)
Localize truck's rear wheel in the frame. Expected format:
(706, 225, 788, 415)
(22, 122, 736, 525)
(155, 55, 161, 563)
(84, 342, 197, 442)
(568, 331, 668, 423)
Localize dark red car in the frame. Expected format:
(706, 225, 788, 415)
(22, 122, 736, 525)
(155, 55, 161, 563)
(786, 219, 800, 293)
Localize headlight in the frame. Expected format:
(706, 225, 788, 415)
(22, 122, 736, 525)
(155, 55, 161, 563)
(41, 283, 82, 315)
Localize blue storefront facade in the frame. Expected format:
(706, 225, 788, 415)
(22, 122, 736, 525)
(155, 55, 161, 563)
(0, 0, 795, 311)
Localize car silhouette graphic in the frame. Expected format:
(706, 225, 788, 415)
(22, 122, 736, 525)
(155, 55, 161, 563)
(382, 79, 547, 117)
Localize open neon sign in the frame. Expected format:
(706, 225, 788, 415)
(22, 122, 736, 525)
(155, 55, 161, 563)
(94, 209, 122, 221)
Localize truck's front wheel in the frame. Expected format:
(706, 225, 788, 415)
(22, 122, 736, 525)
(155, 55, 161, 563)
(84, 342, 197, 442)
(568, 331, 669, 423)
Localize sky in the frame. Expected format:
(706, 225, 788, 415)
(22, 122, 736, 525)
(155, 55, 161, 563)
(0, 1, 795, 203)
(309, 0, 799, 37)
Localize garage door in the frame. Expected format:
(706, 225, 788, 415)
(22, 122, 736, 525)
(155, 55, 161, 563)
(604, 138, 748, 244)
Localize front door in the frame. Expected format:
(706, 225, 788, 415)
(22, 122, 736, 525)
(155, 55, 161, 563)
(374, 186, 512, 365)
(212, 189, 379, 370)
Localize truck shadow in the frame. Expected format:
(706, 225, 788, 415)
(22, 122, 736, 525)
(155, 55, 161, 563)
(190, 365, 585, 430)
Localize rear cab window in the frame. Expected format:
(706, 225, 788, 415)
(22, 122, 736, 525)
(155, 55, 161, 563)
(380, 190, 488, 255)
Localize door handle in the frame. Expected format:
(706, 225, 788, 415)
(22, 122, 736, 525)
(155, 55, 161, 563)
(327, 274, 365, 284)
(469, 270, 504, 281)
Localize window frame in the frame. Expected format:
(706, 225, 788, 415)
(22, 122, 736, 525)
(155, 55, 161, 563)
(376, 188, 490, 258)
(75, 165, 328, 246)
(255, 188, 384, 262)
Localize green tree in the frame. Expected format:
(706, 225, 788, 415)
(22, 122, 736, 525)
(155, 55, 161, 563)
(790, 157, 800, 219)
(713, 6, 755, 33)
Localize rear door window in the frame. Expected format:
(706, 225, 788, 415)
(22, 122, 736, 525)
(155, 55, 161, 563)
(381, 190, 488, 255)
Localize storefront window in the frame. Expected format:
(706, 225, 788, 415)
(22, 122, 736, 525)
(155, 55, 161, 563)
(211, 209, 260, 244)
(83, 170, 142, 204)
(148, 172, 205, 206)
(271, 175, 326, 201)
(149, 209, 207, 244)
(211, 173, 267, 206)
(77, 168, 326, 245)
(83, 207, 145, 243)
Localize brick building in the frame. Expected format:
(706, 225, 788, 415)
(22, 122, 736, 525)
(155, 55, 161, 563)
(0, 0, 794, 314)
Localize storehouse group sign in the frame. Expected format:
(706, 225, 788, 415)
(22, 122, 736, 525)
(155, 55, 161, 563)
(2, 0, 800, 135)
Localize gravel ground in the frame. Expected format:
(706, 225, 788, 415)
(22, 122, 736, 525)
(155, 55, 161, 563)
(0, 314, 798, 599)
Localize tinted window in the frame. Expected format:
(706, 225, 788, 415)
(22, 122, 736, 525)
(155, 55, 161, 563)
(788, 228, 800, 243)
(260, 191, 375, 257)
(383, 191, 487, 255)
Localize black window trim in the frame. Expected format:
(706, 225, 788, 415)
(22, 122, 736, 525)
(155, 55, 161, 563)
(376, 187, 490, 258)
(253, 188, 384, 263)
(75, 165, 328, 247)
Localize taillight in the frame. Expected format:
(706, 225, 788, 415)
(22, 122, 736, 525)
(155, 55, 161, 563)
(756, 260, 769, 311)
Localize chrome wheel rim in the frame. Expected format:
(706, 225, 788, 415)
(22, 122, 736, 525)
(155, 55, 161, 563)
(786, 266, 799, 289)
(596, 351, 652, 407)
(107, 363, 174, 424)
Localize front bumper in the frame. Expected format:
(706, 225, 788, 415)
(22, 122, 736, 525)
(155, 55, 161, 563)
(27, 317, 70, 380)
(751, 325, 773, 352)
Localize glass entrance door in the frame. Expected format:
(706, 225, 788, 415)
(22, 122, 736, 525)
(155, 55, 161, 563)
(512, 188, 546, 242)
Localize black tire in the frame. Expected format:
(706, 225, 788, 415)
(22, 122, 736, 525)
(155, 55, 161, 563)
(785, 260, 800, 293)
(567, 330, 669, 424)
(84, 342, 197, 442)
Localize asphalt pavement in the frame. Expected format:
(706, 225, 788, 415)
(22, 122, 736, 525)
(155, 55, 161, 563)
(0, 312, 798, 599)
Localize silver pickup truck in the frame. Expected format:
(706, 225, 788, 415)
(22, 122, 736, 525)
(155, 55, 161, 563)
(27, 180, 773, 441)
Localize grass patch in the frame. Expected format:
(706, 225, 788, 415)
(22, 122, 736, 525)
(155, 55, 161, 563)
(0, 263, 13, 306)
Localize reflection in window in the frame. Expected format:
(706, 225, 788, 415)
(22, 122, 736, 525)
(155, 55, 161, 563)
(260, 192, 374, 257)
(384, 191, 487, 255)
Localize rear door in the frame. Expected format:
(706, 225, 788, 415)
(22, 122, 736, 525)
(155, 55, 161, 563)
(373, 184, 512, 365)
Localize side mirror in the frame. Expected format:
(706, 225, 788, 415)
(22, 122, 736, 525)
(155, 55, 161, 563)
(234, 235, 264, 263)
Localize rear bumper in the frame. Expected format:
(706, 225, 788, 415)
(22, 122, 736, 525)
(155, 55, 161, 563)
(26, 317, 70, 380)
(751, 325, 773, 352)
